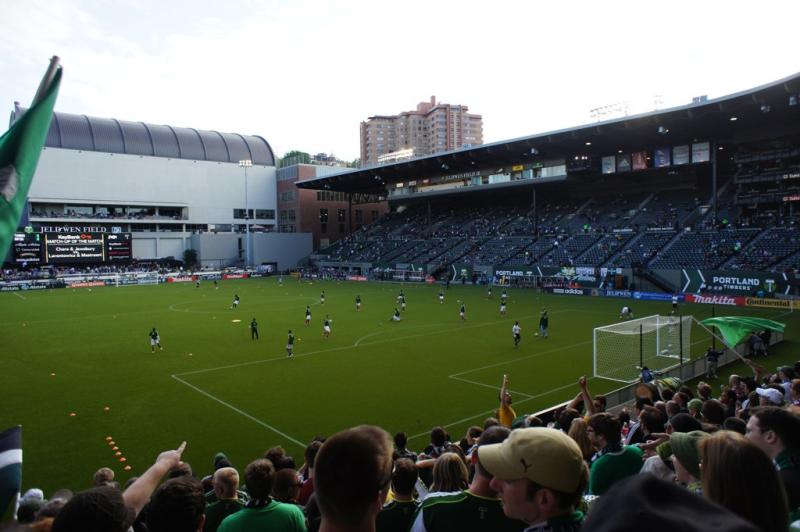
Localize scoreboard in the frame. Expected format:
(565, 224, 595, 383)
(9, 232, 132, 264)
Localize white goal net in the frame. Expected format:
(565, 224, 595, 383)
(593, 315, 693, 383)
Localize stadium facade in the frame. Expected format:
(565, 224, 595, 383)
(300, 73, 800, 297)
(10, 105, 312, 269)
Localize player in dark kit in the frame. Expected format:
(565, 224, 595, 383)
(459, 302, 466, 321)
(305, 306, 312, 326)
(286, 330, 295, 358)
(149, 327, 163, 352)
(355, 294, 362, 311)
(250, 318, 259, 340)
(538, 310, 548, 338)
(230, 294, 240, 309)
(320, 291, 325, 305)
(501, 289, 507, 304)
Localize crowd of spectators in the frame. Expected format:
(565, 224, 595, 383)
(6, 359, 800, 532)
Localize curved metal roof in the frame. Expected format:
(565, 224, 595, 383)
(10, 105, 275, 165)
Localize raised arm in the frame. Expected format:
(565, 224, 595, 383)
(123, 441, 187, 517)
(579, 376, 596, 416)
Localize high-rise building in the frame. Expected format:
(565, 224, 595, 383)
(360, 96, 483, 167)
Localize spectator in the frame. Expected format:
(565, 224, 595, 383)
(314, 425, 393, 532)
(393, 432, 417, 462)
(51, 486, 132, 532)
(204, 467, 243, 532)
(498, 375, 516, 428)
(147, 476, 206, 532)
(410, 425, 524, 532)
(376, 458, 417, 532)
(425, 453, 468, 497)
(92, 467, 115, 487)
(624, 397, 653, 445)
(755, 387, 785, 406)
(217, 459, 305, 532)
(272, 469, 303, 505)
(700, 430, 790, 531)
(53, 441, 186, 532)
(700, 399, 726, 427)
(481, 427, 587, 531)
(298, 440, 323, 506)
(586, 413, 643, 495)
(567, 418, 594, 466)
(670, 431, 709, 494)
(582, 474, 760, 532)
(745, 407, 800, 514)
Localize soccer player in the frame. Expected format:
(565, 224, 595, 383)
(230, 294, 240, 309)
(397, 289, 405, 304)
(499, 300, 507, 317)
(149, 327, 163, 353)
(620, 306, 633, 320)
(250, 318, 259, 340)
(305, 306, 312, 326)
(195, 279, 200, 288)
(500, 288, 507, 304)
(320, 291, 325, 305)
(512, 321, 521, 348)
(671, 294, 678, 315)
(400, 293, 406, 311)
(538, 310, 549, 338)
(355, 294, 362, 311)
(486, 285, 493, 298)
(391, 308, 401, 321)
(438, 289, 444, 304)
(213, 279, 219, 290)
(459, 302, 466, 321)
(323, 316, 332, 338)
(286, 330, 295, 358)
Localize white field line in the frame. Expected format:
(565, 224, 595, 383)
(171, 374, 306, 447)
(13, 292, 26, 300)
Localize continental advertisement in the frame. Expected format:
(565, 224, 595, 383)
(744, 297, 795, 310)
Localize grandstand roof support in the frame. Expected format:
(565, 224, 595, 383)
(711, 140, 718, 226)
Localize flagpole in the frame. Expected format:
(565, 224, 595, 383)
(31, 56, 61, 106)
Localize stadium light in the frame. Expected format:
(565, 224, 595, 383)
(238, 159, 253, 267)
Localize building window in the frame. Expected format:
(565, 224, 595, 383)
(339, 223, 345, 233)
(321, 223, 327, 234)
(355, 210, 363, 223)
(337, 209, 346, 222)
(372, 210, 378, 222)
(256, 209, 275, 220)
(319, 208, 328, 223)
(233, 209, 253, 220)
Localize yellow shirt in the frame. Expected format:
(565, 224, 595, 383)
(499, 404, 517, 428)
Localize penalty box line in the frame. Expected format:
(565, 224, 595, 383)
(168, 310, 577, 447)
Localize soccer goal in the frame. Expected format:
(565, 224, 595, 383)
(593, 315, 693, 383)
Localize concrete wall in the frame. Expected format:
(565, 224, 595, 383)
(30, 148, 277, 227)
(252, 233, 313, 270)
(191, 233, 242, 269)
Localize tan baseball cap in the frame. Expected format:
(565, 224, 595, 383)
(478, 427, 586, 493)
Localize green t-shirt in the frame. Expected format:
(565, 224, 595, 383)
(204, 498, 243, 532)
(411, 490, 525, 532)
(217, 500, 306, 532)
(588, 445, 643, 495)
(376, 499, 417, 532)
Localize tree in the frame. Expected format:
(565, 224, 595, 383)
(183, 248, 198, 268)
(279, 150, 311, 168)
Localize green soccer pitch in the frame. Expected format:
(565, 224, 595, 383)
(1, 278, 797, 493)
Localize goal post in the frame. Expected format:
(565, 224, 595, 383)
(593, 315, 693, 383)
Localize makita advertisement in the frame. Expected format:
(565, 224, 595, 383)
(684, 293, 746, 306)
(681, 269, 795, 295)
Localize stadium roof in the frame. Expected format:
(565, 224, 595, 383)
(297, 72, 800, 195)
(10, 104, 276, 166)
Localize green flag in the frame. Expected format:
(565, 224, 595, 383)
(0, 59, 62, 261)
(700, 316, 785, 348)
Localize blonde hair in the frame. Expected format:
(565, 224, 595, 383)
(700, 431, 789, 531)
(431, 452, 469, 492)
(567, 417, 595, 462)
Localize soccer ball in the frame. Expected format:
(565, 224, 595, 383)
(534, 333, 539, 336)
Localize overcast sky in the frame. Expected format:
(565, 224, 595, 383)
(1, 0, 797, 162)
